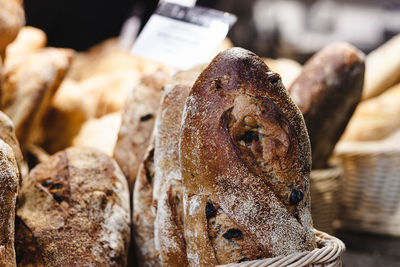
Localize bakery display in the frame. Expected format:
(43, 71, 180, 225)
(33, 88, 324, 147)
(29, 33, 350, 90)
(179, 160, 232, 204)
(180, 47, 315, 265)
(0, 7, 379, 263)
(289, 42, 365, 169)
(15, 147, 130, 266)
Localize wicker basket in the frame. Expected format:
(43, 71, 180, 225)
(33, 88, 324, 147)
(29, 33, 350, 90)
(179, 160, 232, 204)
(218, 229, 345, 267)
(334, 140, 400, 236)
(310, 166, 342, 235)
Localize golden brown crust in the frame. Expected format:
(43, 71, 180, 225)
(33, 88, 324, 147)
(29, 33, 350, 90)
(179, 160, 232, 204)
(1, 48, 74, 151)
(362, 34, 400, 100)
(180, 47, 315, 265)
(0, 0, 25, 57)
(341, 83, 400, 141)
(114, 71, 170, 192)
(0, 139, 19, 267)
(288, 42, 365, 169)
(153, 83, 192, 266)
(15, 147, 130, 266)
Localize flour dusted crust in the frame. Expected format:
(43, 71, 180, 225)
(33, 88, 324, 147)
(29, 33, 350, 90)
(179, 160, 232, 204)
(153, 83, 192, 266)
(114, 71, 170, 192)
(180, 47, 315, 266)
(132, 139, 160, 267)
(0, 139, 19, 267)
(288, 42, 365, 169)
(15, 147, 130, 266)
(1, 48, 74, 150)
(0, 111, 24, 182)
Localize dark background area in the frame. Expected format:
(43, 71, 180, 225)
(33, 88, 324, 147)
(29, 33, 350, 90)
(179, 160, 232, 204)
(24, 0, 217, 51)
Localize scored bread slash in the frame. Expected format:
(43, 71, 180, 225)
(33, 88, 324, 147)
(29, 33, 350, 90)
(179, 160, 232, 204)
(288, 42, 365, 169)
(180, 47, 315, 266)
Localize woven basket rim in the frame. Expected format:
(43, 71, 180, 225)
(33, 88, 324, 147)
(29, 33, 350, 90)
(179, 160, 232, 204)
(217, 229, 345, 267)
(334, 140, 400, 156)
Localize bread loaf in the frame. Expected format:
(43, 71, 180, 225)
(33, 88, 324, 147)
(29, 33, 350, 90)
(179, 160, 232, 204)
(1, 48, 74, 150)
(4, 26, 47, 68)
(180, 47, 315, 266)
(153, 83, 192, 266)
(288, 42, 365, 169)
(15, 147, 130, 266)
(362, 34, 400, 100)
(0, 139, 19, 267)
(72, 112, 121, 156)
(0, 111, 24, 182)
(114, 70, 170, 192)
(341, 83, 400, 141)
(132, 67, 206, 266)
(0, 0, 25, 57)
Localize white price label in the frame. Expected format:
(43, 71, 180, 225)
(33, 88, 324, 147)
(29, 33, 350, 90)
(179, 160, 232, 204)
(131, 2, 237, 70)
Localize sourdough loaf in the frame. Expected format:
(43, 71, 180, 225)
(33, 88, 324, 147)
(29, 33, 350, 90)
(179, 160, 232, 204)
(180, 47, 315, 266)
(288, 42, 365, 169)
(15, 147, 130, 266)
(153, 83, 192, 266)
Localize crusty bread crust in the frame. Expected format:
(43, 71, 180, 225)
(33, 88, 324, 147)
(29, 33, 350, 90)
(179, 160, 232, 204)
(289, 42, 365, 169)
(180, 47, 315, 266)
(15, 147, 130, 266)
(132, 139, 160, 267)
(153, 83, 192, 266)
(0, 139, 19, 267)
(114, 70, 170, 192)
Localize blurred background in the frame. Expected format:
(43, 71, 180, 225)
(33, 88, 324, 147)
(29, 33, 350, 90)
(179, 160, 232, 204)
(24, 0, 400, 62)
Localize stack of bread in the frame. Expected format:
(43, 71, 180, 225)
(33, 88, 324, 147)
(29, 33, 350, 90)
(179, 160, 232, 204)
(0, 9, 376, 265)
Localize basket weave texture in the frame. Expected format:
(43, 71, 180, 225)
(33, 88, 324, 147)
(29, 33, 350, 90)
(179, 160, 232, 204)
(334, 141, 400, 236)
(310, 166, 342, 235)
(218, 230, 345, 267)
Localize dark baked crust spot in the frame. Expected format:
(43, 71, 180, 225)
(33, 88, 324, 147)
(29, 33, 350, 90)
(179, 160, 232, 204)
(223, 229, 243, 240)
(144, 149, 155, 184)
(140, 114, 153, 122)
(206, 202, 217, 219)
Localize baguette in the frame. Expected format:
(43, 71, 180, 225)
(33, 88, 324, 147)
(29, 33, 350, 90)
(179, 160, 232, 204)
(288, 42, 365, 169)
(180, 47, 315, 265)
(362, 34, 400, 100)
